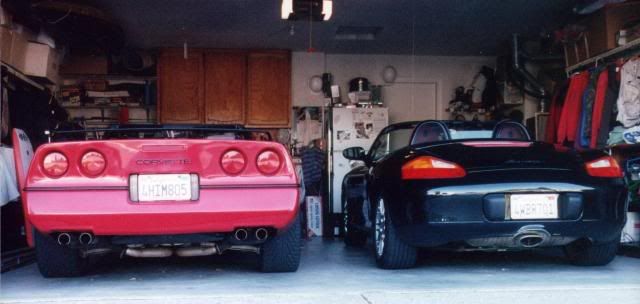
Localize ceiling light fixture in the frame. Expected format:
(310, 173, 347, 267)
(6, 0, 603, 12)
(321, 0, 332, 21)
(281, 0, 332, 21)
(281, 0, 293, 19)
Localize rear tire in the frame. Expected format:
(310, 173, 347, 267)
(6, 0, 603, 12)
(374, 199, 417, 269)
(34, 230, 87, 278)
(259, 214, 301, 272)
(565, 238, 619, 266)
(343, 197, 367, 247)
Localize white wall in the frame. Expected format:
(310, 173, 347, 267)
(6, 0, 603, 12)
(292, 52, 495, 122)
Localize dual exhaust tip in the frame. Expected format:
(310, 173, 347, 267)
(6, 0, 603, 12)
(57, 232, 94, 246)
(234, 228, 269, 242)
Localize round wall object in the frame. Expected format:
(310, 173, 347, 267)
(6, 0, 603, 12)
(382, 66, 397, 83)
(309, 75, 323, 93)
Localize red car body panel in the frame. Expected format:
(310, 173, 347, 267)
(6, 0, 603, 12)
(22, 139, 299, 247)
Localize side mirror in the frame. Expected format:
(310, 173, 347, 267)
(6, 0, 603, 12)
(343, 147, 366, 161)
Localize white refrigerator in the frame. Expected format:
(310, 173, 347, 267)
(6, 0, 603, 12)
(329, 107, 388, 216)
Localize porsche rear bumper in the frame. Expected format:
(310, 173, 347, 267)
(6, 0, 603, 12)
(389, 181, 627, 248)
(25, 186, 299, 238)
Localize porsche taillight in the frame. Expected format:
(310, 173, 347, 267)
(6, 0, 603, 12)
(401, 156, 466, 180)
(42, 152, 68, 177)
(80, 151, 106, 176)
(256, 150, 281, 175)
(221, 150, 246, 175)
(585, 156, 622, 178)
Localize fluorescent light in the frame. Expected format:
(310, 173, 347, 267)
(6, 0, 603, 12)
(281, 0, 293, 19)
(322, 0, 332, 21)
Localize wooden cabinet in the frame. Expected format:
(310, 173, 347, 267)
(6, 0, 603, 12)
(158, 49, 204, 123)
(157, 49, 290, 127)
(246, 51, 291, 127)
(204, 51, 246, 124)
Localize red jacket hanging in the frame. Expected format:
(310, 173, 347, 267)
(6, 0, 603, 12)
(557, 72, 590, 144)
(545, 82, 568, 144)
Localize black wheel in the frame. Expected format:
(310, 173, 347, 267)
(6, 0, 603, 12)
(564, 238, 619, 266)
(374, 198, 417, 269)
(343, 197, 367, 247)
(34, 230, 87, 278)
(259, 214, 301, 272)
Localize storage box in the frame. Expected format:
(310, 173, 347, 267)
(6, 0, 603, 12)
(584, 2, 640, 55)
(305, 196, 323, 237)
(22, 42, 59, 83)
(1, 26, 32, 70)
(60, 55, 109, 75)
(1, 27, 13, 64)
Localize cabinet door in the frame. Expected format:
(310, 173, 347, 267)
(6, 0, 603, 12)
(246, 51, 291, 127)
(204, 51, 246, 124)
(158, 49, 204, 123)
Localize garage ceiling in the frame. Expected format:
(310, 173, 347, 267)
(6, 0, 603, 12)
(89, 0, 578, 55)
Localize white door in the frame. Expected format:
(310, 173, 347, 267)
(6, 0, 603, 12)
(384, 82, 438, 123)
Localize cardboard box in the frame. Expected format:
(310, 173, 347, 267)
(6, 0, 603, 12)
(1, 27, 13, 64)
(305, 196, 323, 237)
(60, 55, 109, 75)
(584, 2, 640, 55)
(22, 42, 60, 83)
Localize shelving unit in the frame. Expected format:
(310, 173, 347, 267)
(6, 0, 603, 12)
(60, 74, 157, 81)
(566, 37, 640, 74)
(61, 104, 156, 123)
(58, 73, 158, 124)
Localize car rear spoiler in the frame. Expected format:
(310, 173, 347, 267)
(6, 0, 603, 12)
(45, 125, 273, 142)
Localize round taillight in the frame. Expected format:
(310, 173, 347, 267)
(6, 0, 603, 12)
(81, 151, 106, 176)
(221, 150, 246, 175)
(42, 152, 68, 177)
(256, 150, 281, 175)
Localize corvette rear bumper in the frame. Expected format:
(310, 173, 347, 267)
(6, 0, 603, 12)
(25, 187, 299, 239)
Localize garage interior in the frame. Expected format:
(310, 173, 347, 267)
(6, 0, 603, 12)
(1, 0, 640, 303)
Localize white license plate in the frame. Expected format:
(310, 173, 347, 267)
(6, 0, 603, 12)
(138, 174, 192, 202)
(509, 194, 559, 220)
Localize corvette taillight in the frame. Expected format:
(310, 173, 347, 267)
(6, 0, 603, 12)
(42, 152, 68, 177)
(80, 151, 106, 176)
(401, 156, 466, 180)
(585, 156, 622, 178)
(221, 150, 246, 175)
(256, 150, 281, 175)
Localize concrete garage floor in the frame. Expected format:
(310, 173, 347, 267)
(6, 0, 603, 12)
(1, 239, 639, 304)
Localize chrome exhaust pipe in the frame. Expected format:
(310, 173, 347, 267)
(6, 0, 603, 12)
(124, 248, 172, 258)
(513, 225, 550, 248)
(234, 229, 248, 241)
(175, 246, 218, 257)
(517, 235, 545, 248)
(79, 233, 94, 245)
(255, 228, 269, 241)
(57, 233, 71, 246)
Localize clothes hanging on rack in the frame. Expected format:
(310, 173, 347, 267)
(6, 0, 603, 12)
(577, 67, 603, 148)
(616, 58, 640, 128)
(545, 81, 569, 144)
(557, 71, 590, 144)
(591, 64, 620, 148)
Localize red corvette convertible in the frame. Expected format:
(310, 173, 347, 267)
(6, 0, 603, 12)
(12, 125, 301, 277)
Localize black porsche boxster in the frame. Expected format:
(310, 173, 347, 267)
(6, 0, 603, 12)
(341, 120, 627, 269)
